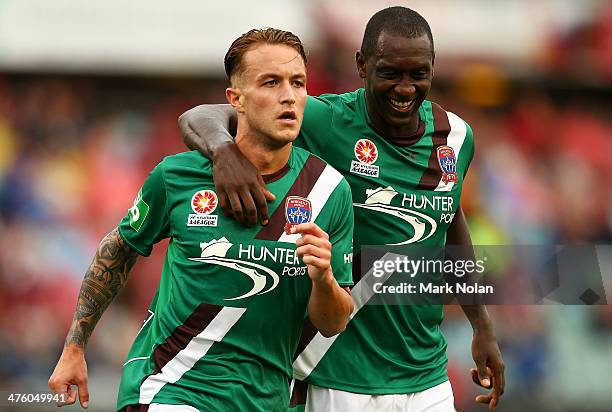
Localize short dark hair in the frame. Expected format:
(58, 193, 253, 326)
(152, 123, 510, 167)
(224, 28, 307, 82)
(360, 7, 434, 58)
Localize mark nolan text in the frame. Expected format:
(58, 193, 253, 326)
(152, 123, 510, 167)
(373, 282, 494, 294)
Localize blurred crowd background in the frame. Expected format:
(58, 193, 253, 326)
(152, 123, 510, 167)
(0, 1, 610, 411)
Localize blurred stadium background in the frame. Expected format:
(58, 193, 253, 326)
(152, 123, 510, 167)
(0, 1, 611, 411)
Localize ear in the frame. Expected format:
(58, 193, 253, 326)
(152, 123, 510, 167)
(431, 52, 436, 78)
(225, 87, 245, 113)
(355, 51, 367, 79)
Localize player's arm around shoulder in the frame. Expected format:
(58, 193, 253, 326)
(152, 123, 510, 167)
(296, 175, 354, 337)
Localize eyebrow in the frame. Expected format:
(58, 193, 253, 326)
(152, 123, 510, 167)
(255, 72, 306, 80)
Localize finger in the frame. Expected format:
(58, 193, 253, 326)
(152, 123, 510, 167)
(263, 188, 276, 202)
(239, 189, 258, 227)
(297, 245, 331, 261)
(470, 368, 484, 387)
(292, 223, 328, 238)
(489, 396, 499, 410)
(295, 234, 330, 249)
(217, 192, 232, 217)
(256, 174, 276, 202)
(65, 386, 78, 405)
(475, 362, 491, 388)
(492, 363, 505, 398)
(49, 381, 70, 407)
(475, 394, 492, 404)
(78, 379, 89, 409)
(302, 255, 331, 269)
(250, 185, 270, 226)
(227, 192, 245, 223)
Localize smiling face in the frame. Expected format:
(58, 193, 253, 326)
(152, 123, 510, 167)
(357, 32, 434, 138)
(226, 43, 307, 150)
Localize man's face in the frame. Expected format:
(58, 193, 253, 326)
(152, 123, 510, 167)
(228, 44, 307, 148)
(357, 32, 434, 137)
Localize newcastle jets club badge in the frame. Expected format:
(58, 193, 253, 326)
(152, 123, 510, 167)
(284, 196, 312, 234)
(437, 146, 458, 184)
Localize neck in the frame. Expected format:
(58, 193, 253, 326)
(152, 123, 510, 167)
(234, 125, 291, 175)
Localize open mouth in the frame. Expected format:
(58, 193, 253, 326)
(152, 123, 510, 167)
(278, 110, 297, 122)
(389, 98, 415, 112)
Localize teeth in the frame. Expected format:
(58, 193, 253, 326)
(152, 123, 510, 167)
(390, 99, 412, 109)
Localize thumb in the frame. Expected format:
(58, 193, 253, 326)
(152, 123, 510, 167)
(263, 188, 276, 202)
(256, 175, 276, 202)
(476, 364, 491, 388)
(78, 379, 90, 408)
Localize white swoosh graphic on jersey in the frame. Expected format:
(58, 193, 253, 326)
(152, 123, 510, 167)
(189, 256, 280, 300)
(353, 202, 437, 245)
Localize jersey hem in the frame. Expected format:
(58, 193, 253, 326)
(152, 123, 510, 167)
(117, 397, 197, 412)
(302, 372, 449, 395)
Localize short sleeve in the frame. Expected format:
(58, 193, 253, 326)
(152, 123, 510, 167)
(118, 163, 170, 256)
(294, 95, 334, 156)
(327, 178, 354, 286)
(461, 121, 475, 179)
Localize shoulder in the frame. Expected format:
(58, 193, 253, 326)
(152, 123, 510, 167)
(292, 147, 352, 196)
(317, 89, 361, 111)
(307, 89, 362, 116)
(314, 89, 361, 105)
(425, 100, 473, 142)
(156, 150, 212, 175)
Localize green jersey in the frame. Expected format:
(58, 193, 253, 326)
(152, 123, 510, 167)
(291, 89, 474, 394)
(116, 147, 354, 411)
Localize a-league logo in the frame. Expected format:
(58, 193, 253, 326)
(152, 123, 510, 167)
(354, 138, 378, 164)
(437, 146, 458, 183)
(188, 190, 218, 227)
(350, 138, 380, 177)
(284, 196, 312, 234)
(191, 190, 218, 215)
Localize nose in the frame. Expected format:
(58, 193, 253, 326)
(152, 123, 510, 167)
(279, 80, 296, 105)
(394, 77, 416, 97)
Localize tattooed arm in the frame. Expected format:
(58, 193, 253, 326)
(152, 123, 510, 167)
(49, 228, 139, 408)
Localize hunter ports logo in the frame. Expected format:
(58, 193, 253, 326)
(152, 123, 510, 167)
(355, 139, 378, 164)
(188, 190, 218, 227)
(350, 138, 380, 177)
(437, 146, 458, 184)
(189, 237, 281, 300)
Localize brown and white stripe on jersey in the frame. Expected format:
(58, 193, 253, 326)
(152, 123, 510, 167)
(256, 154, 326, 241)
(146, 304, 222, 377)
(292, 253, 399, 381)
(417, 102, 451, 190)
(256, 154, 345, 244)
(288, 317, 318, 408)
(433, 111, 468, 192)
(417, 103, 469, 192)
(138, 304, 246, 404)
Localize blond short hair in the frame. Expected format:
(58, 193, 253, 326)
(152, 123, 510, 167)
(224, 28, 307, 83)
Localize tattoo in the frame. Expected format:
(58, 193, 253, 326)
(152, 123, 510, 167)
(65, 228, 139, 348)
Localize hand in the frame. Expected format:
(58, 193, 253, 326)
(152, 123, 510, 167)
(293, 222, 332, 282)
(212, 143, 275, 226)
(48, 345, 89, 408)
(470, 328, 505, 410)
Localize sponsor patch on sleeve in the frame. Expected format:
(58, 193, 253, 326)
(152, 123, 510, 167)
(129, 189, 150, 232)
